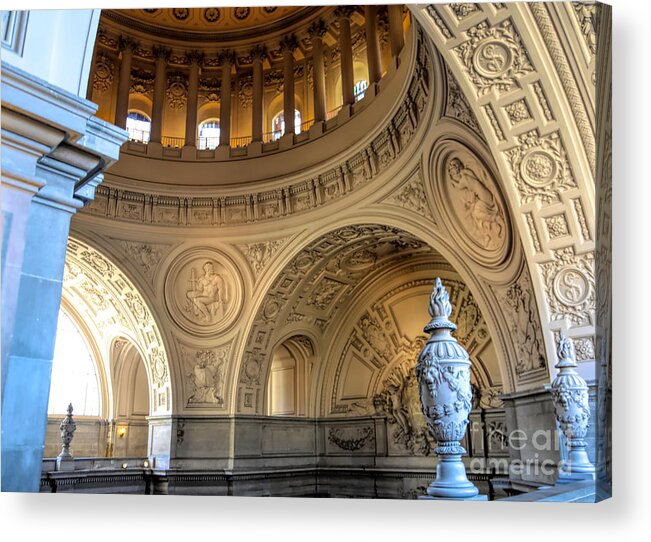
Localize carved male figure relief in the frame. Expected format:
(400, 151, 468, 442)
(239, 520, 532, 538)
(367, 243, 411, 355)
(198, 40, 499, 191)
(185, 261, 227, 323)
(447, 157, 505, 249)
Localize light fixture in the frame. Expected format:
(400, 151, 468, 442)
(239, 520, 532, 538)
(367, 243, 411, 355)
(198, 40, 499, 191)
(121, 462, 128, 469)
(116, 426, 127, 438)
(143, 460, 150, 468)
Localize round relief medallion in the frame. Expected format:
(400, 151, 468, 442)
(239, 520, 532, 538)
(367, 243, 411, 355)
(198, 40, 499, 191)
(164, 248, 243, 336)
(553, 268, 590, 306)
(433, 142, 511, 267)
(472, 40, 513, 78)
(520, 150, 558, 188)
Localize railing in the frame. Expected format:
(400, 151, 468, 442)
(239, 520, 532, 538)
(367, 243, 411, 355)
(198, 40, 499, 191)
(161, 136, 185, 148)
(326, 105, 343, 120)
(230, 135, 252, 148)
(300, 118, 315, 132)
(198, 136, 219, 150)
(127, 128, 150, 144)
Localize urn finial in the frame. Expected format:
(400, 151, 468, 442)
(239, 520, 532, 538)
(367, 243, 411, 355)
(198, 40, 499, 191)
(556, 331, 577, 368)
(424, 278, 457, 333)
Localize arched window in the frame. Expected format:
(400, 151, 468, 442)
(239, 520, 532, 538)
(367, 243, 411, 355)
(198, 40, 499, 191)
(271, 110, 302, 141)
(354, 79, 369, 102)
(47, 310, 100, 416)
(198, 118, 220, 150)
(126, 111, 151, 143)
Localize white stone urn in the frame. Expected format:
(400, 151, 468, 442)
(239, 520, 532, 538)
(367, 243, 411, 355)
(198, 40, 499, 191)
(550, 332, 595, 478)
(58, 403, 76, 460)
(416, 278, 479, 499)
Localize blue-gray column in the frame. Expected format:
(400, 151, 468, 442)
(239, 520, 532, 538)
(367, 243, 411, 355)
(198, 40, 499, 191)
(1, 63, 126, 492)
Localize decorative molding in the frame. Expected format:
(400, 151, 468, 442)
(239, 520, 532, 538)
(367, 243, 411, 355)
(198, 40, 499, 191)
(540, 247, 595, 326)
(454, 19, 534, 97)
(506, 130, 577, 204)
(237, 238, 289, 277)
(327, 426, 373, 451)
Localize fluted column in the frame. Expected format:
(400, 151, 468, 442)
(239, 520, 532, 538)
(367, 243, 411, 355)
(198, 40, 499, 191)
(251, 45, 266, 142)
(335, 7, 355, 106)
(364, 6, 382, 84)
(150, 46, 170, 144)
(308, 20, 327, 123)
(280, 35, 298, 136)
(184, 51, 203, 147)
(115, 36, 137, 129)
(388, 5, 405, 59)
(219, 50, 235, 147)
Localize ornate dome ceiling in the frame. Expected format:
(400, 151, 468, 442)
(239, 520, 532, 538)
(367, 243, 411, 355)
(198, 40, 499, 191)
(103, 6, 328, 43)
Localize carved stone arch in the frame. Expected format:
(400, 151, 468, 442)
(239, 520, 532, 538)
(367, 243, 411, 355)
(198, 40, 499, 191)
(63, 236, 173, 417)
(232, 214, 539, 415)
(409, 3, 600, 382)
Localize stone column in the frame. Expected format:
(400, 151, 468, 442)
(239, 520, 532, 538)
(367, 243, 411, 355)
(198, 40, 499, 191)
(335, 7, 355, 106)
(308, 20, 327, 123)
(550, 332, 596, 481)
(365, 5, 382, 84)
(115, 36, 137, 129)
(219, 50, 235, 148)
(1, 64, 127, 492)
(280, 35, 298, 136)
(250, 45, 266, 143)
(388, 5, 405, 59)
(150, 46, 170, 145)
(184, 51, 203, 148)
(416, 278, 484, 500)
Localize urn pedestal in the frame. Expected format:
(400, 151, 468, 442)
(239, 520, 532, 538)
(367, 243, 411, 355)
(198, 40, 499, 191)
(56, 403, 76, 472)
(416, 278, 482, 500)
(550, 333, 595, 482)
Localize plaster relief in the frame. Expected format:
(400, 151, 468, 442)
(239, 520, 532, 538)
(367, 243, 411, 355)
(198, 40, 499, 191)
(432, 141, 511, 268)
(165, 248, 243, 336)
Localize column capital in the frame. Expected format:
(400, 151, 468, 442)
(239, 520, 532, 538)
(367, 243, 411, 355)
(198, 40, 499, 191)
(279, 34, 298, 55)
(218, 50, 237, 67)
(250, 44, 268, 62)
(307, 19, 327, 40)
(153, 45, 171, 63)
(118, 36, 139, 53)
(334, 6, 355, 20)
(186, 50, 204, 67)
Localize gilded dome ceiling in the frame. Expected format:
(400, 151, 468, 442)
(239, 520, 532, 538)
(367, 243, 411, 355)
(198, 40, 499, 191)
(104, 6, 328, 43)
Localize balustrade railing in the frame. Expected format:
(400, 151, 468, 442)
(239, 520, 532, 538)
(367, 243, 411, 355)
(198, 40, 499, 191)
(161, 136, 185, 148)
